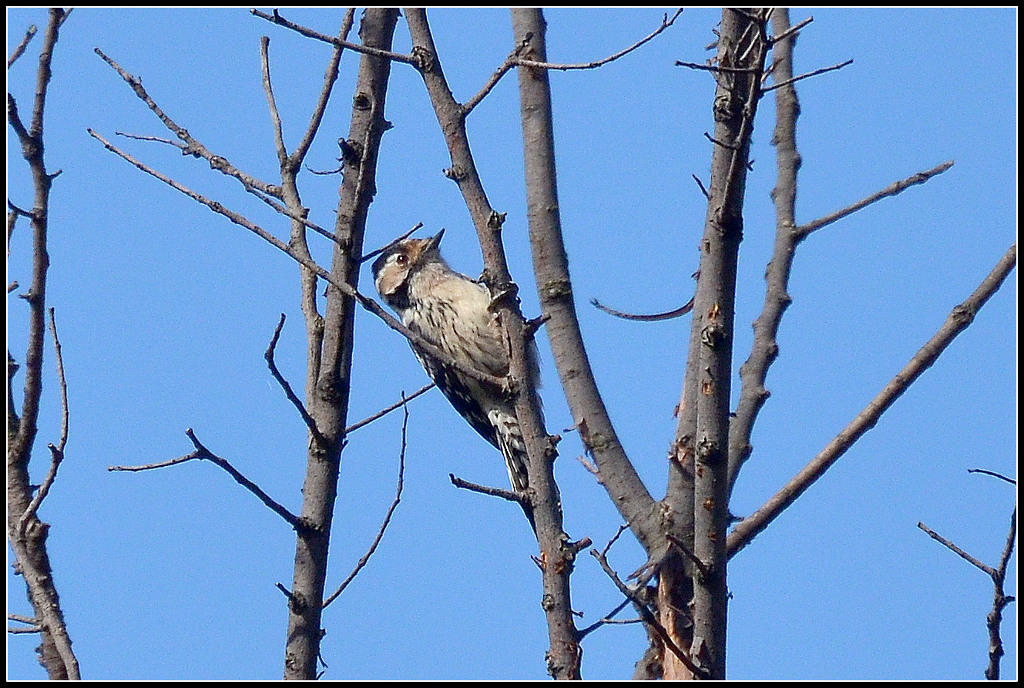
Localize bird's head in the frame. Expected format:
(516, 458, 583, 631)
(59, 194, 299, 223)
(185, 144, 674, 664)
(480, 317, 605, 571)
(371, 229, 445, 307)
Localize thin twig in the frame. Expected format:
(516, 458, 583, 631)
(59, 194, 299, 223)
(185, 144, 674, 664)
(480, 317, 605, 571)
(576, 597, 634, 639)
(918, 502, 1017, 681)
(265, 313, 326, 446)
(769, 15, 813, 44)
(323, 399, 410, 608)
(260, 36, 288, 166)
(115, 131, 187, 150)
(49, 307, 69, 454)
(449, 473, 526, 505)
(762, 58, 853, 94)
(691, 173, 710, 199)
(517, 8, 683, 72)
(590, 296, 694, 322)
(293, 11, 355, 165)
(109, 428, 304, 531)
(461, 35, 533, 116)
(357, 222, 424, 264)
(344, 383, 434, 434)
(8, 623, 44, 634)
(590, 545, 707, 679)
(7, 23, 37, 68)
(94, 47, 282, 199)
(242, 185, 341, 246)
(250, 8, 416, 64)
(675, 60, 758, 73)
(17, 444, 65, 538)
(9, 613, 39, 625)
(464, 9, 683, 116)
(795, 160, 954, 239)
(967, 468, 1015, 485)
(917, 522, 995, 576)
(17, 309, 70, 535)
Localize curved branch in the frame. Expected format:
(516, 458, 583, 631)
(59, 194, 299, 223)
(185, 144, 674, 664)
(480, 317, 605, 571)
(322, 401, 409, 609)
(515, 8, 683, 72)
(591, 296, 694, 322)
(464, 8, 683, 116)
(511, 9, 663, 552)
(265, 314, 325, 446)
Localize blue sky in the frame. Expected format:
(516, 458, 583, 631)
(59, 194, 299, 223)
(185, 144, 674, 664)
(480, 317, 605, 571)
(7, 7, 1016, 680)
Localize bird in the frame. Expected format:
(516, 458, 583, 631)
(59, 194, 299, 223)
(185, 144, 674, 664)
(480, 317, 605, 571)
(371, 229, 540, 504)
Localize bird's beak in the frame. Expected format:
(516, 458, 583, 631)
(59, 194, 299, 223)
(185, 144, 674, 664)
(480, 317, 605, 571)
(426, 228, 445, 250)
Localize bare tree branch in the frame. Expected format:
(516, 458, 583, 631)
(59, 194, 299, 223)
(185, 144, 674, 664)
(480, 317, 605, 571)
(109, 428, 303, 530)
(280, 10, 400, 679)
(6, 9, 80, 679)
(93, 47, 282, 199)
(516, 8, 684, 72)
(16, 309, 70, 536)
(768, 15, 813, 45)
(986, 506, 1017, 680)
(322, 400, 409, 609)
(449, 473, 527, 506)
(728, 8, 801, 496)
(967, 468, 1015, 485)
(919, 498, 1017, 680)
(590, 295, 694, 322)
(917, 521, 994, 576)
(405, 8, 582, 677)
(684, 9, 771, 679)
(796, 160, 954, 239)
(509, 9, 663, 554)
(86, 129, 506, 391)
(728, 242, 1017, 559)
(250, 8, 415, 65)
(357, 222, 423, 264)
(465, 9, 683, 116)
(590, 543, 706, 679)
(265, 314, 326, 447)
(761, 58, 853, 93)
(344, 383, 434, 435)
(7, 23, 37, 68)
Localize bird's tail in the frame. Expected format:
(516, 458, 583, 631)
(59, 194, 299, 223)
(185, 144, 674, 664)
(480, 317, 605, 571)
(489, 408, 536, 534)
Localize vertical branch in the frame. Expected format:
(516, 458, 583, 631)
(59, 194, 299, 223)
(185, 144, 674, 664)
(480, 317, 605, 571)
(687, 8, 770, 679)
(728, 8, 801, 495)
(6, 8, 80, 680)
(407, 8, 582, 678)
(985, 505, 1016, 680)
(509, 8, 592, 679)
(402, 9, 510, 274)
(510, 10, 663, 555)
(282, 9, 400, 680)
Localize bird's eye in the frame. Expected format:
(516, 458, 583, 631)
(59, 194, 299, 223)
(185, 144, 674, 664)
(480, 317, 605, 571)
(395, 254, 408, 266)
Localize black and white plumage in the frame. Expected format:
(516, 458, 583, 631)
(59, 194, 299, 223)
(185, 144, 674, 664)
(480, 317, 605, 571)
(371, 230, 540, 496)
